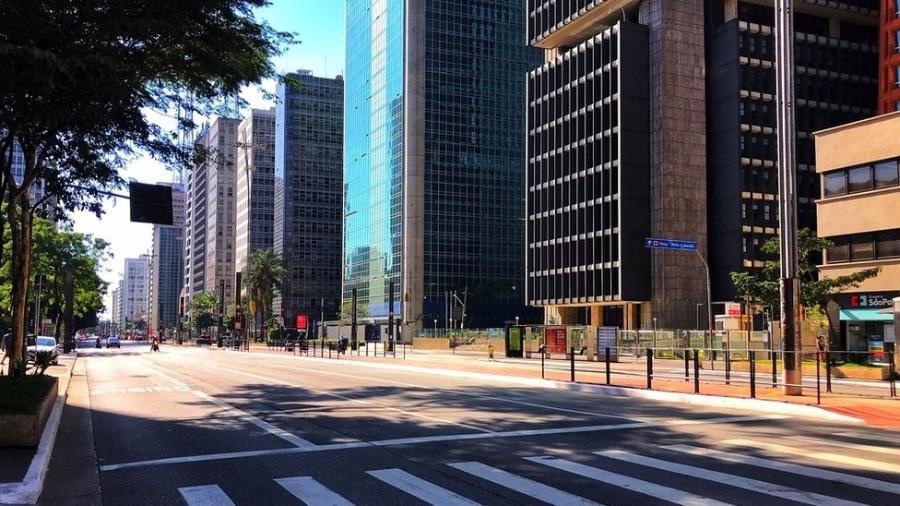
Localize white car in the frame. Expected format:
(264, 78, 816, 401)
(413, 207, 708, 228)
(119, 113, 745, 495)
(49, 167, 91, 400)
(28, 336, 59, 365)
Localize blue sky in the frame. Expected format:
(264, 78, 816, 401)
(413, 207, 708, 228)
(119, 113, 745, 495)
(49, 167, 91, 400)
(72, 0, 346, 315)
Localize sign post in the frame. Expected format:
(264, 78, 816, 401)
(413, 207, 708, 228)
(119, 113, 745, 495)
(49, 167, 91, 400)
(645, 238, 713, 350)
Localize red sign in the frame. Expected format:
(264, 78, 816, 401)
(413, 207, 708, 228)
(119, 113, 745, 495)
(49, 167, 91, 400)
(725, 303, 742, 316)
(296, 314, 308, 329)
(544, 327, 568, 354)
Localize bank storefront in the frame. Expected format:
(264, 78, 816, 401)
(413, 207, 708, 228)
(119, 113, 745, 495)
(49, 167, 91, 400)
(834, 291, 896, 359)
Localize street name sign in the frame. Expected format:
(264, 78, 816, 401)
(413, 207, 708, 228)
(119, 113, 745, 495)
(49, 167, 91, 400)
(643, 238, 697, 251)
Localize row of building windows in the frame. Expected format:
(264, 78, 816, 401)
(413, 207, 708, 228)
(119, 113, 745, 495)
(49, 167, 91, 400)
(826, 229, 900, 263)
(823, 158, 900, 197)
(526, 0, 597, 43)
(528, 268, 621, 304)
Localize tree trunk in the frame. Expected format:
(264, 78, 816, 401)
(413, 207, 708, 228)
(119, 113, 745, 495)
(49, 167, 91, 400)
(6, 198, 33, 376)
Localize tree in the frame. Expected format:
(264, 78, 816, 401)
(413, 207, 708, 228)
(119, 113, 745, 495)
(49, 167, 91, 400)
(339, 301, 370, 325)
(0, 1, 292, 375)
(244, 248, 285, 333)
(1, 216, 109, 340)
(730, 229, 879, 323)
(189, 293, 218, 333)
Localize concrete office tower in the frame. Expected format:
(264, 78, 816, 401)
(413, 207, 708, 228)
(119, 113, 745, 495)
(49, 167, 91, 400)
(706, 0, 880, 302)
(879, 0, 900, 113)
(274, 72, 343, 328)
(111, 283, 122, 327)
(235, 109, 276, 277)
(345, 0, 541, 333)
(526, 0, 708, 329)
(204, 117, 241, 312)
(182, 117, 241, 312)
(183, 146, 206, 302)
(149, 184, 186, 336)
(123, 255, 151, 325)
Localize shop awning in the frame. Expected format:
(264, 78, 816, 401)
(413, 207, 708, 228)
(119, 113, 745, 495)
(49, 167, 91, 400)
(839, 309, 894, 322)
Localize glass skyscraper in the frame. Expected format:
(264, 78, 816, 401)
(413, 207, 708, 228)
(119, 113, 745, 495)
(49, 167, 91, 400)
(344, 0, 541, 331)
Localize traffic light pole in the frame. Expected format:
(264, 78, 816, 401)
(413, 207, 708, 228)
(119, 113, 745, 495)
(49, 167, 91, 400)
(775, 0, 802, 395)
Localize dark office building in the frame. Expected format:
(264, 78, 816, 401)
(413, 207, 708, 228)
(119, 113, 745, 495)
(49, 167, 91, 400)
(274, 71, 344, 329)
(344, 0, 542, 332)
(705, 0, 880, 301)
(526, 0, 710, 329)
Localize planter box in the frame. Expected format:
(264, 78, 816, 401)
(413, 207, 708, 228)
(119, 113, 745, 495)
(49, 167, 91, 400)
(0, 376, 58, 447)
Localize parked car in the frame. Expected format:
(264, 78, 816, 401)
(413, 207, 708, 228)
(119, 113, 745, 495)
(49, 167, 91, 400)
(27, 336, 59, 365)
(107, 336, 120, 348)
(197, 334, 212, 346)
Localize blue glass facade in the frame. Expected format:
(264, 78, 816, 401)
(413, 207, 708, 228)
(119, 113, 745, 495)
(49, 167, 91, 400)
(344, 0, 405, 319)
(344, 0, 540, 328)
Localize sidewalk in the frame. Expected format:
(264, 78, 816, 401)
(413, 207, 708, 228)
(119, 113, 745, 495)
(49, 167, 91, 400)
(0, 353, 77, 504)
(247, 344, 900, 428)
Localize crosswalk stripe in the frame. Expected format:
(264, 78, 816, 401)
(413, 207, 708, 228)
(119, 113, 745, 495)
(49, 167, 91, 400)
(178, 485, 236, 506)
(798, 435, 900, 457)
(597, 450, 863, 506)
(663, 444, 900, 496)
(275, 476, 354, 506)
(449, 461, 601, 506)
(366, 468, 481, 506)
(724, 439, 900, 475)
(525, 455, 732, 506)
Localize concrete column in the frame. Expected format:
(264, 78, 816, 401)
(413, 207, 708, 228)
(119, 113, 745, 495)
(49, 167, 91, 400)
(639, 0, 709, 330)
(403, 0, 426, 330)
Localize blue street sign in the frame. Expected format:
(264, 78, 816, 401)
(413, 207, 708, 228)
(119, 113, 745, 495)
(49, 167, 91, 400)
(644, 238, 698, 251)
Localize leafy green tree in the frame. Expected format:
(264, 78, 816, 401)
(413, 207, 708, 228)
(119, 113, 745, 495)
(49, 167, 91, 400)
(339, 301, 371, 325)
(244, 248, 285, 331)
(1, 216, 109, 340)
(0, 1, 292, 375)
(190, 293, 218, 333)
(730, 228, 879, 324)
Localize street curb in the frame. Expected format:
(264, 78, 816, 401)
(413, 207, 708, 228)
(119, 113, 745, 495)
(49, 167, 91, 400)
(0, 355, 78, 505)
(247, 350, 865, 425)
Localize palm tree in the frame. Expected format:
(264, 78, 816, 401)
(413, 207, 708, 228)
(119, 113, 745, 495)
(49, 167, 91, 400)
(244, 248, 285, 339)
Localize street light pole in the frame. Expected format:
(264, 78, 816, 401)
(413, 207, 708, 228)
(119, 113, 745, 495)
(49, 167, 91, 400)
(775, 0, 802, 395)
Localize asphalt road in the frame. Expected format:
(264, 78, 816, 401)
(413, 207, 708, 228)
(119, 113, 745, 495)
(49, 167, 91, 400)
(74, 342, 900, 505)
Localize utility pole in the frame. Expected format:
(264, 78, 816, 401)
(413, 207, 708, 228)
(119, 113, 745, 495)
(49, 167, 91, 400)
(775, 0, 802, 395)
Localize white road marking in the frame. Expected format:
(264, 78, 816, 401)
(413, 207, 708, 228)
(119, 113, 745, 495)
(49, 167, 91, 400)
(275, 476, 354, 506)
(177, 485, 236, 506)
(724, 439, 900, 475)
(664, 444, 900, 496)
(795, 435, 900, 456)
(254, 358, 646, 422)
(366, 468, 480, 506)
(597, 450, 863, 506)
(191, 390, 315, 448)
(213, 365, 497, 434)
(132, 356, 317, 448)
(449, 461, 601, 505)
(98, 414, 772, 472)
(526, 455, 732, 506)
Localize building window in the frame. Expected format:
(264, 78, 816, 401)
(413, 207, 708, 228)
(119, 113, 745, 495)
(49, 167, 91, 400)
(847, 165, 873, 193)
(827, 243, 850, 263)
(850, 239, 875, 261)
(877, 233, 900, 258)
(823, 171, 847, 197)
(874, 160, 900, 189)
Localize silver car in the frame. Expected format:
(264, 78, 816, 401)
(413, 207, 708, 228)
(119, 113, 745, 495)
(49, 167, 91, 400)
(28, 336, 59, 365)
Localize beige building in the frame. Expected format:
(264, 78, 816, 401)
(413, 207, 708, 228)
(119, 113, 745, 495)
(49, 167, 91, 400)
(234, 109, 275, 278)
(201, 117, 241, 313)
(815, 111, 900, 353)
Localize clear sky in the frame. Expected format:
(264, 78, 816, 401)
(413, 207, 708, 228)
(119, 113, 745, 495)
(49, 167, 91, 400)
(71, 0, 345, 317)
